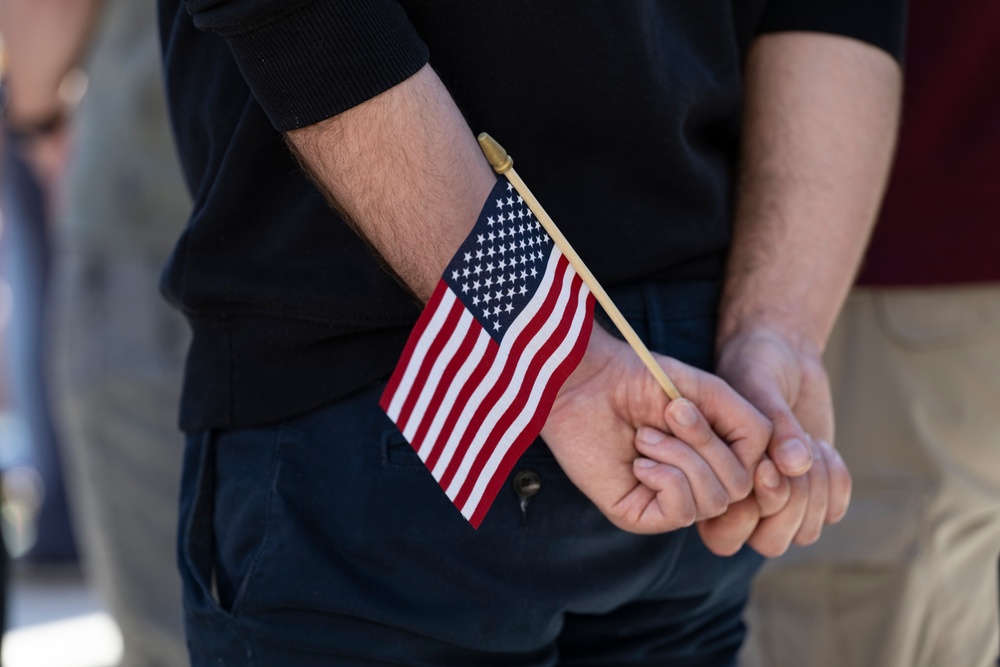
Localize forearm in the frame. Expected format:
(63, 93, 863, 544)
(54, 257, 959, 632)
(718, 32, 902, 353)
(285, 64, 496, 302)
(0, 0, 103, 124)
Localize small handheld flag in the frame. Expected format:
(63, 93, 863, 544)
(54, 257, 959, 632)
(381, 133, 683, 527)
(380, 175, 595, 527)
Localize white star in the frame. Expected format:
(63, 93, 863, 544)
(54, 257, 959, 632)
(517, 195, 524, 204)
(463, 252, 472, 263)
(493, 305, 502, 317)
(493, 320, 502, 330)
(498, 258, 508, 270)
(451, 270, 459, 280)
(495, 199, 505, 209)
(505, 302, 515, 313)
(473, 265, 483, 276)
(461, 283, 470, 293)
(462, 267, 471, 278)
(486, 217, 495, 227)
(472, 280, 482, 291)
(482, 291, 493, 304)
(506, 197, 515, 207)
(486, 262, 495, 273)
(477, 234, 485, 244)
(506, 181, 513, 191)
(506, 288, 515, 298)
(472, 295, 480, 306)
(475, 249, 484, 260)
(488, 231, 496, 242)
(519, 270, 527, 280)
(486, 246, 496, 258)
(518, 285, 528, 296)
(530, 267, 538, 278)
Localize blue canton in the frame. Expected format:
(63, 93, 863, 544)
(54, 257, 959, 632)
(443, 177, 554, 343)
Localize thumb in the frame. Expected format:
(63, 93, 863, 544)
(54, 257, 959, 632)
(767, 407, 813, 477)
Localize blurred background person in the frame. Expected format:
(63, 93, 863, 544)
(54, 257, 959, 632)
(0, 0, 86, 568)
(1, 1, 191, 665)
(741, 1, 1000, 665)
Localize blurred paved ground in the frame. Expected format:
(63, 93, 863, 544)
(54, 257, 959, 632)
(3, 563, 122, 667)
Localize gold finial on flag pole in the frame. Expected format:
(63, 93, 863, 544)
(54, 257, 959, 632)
(477, 133, 682, 400)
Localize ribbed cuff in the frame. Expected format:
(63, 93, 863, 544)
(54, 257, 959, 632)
(757, 0, 907, 63)
(221, 0, 429, 131)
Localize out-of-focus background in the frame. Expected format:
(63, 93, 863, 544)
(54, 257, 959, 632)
(5, 565, 120, 667)
(1, 1, 189, 666)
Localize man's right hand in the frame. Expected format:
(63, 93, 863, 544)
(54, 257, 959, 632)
(540, 326, 772, 534)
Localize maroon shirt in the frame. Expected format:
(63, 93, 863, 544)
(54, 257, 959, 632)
(858, 0, 1000, 285)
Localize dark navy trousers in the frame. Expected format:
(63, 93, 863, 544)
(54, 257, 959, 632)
(177, 280, 763, 665)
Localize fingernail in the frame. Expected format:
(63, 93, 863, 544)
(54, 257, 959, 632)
(758, 461, 780, 489)
(777, 438, 812, 473)
(669, 398, 698, 427)
(636, 426, 666, 446)
(634, 457, 658, 469)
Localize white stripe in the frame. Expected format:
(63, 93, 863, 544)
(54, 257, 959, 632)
(430, 247, 566, 480)
(416, 329, 493, 460)
(385, 289, 458, 421)
(460, 283, 591, 518)
(444, 251, 574, 500)
(402, 308, 476, 441)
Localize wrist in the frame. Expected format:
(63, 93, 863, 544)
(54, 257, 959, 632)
(5, 105, 68, 147)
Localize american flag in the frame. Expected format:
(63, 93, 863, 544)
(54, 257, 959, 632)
(380, 176, 595, 527)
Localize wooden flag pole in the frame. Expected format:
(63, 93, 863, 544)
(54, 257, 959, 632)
(478, 133, 682, 400)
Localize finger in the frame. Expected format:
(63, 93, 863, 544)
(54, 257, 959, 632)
(747, 474, 809, 557)
(634, 429, 730, 520)
(753, 457, 791, 518)
(819, 439, 852, 524)
(792, 437, 830, 546)
(614, 460, 697, 533)
(659, 359, 772, 471)
(697, 497, 761, 556)
(662, 398, 752, 500)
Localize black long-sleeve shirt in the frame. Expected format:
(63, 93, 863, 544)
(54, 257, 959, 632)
(158, 0, 904, 431)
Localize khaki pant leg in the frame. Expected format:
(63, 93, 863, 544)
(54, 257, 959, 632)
(740, 286, 1000, 667)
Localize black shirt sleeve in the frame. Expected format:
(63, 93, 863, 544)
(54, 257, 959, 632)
(183, 0, 429, 131)
(757, 0, 907, 62)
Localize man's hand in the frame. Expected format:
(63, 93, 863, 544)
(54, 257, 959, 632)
(715, 328, 851, 554)
(540, 326, 772, 534)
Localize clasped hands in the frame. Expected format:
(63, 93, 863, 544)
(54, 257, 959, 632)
(541, 325, 851, 557)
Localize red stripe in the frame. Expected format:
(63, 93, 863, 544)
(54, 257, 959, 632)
(379, 280, 450, 412)
(453, 268, 586, 511)
(407, 321, 481, 455)
(468, 289, 595, 528)
(393, 294, 465, 433)
(437, 255, 573, 492)
(421, 336, 500, 472)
